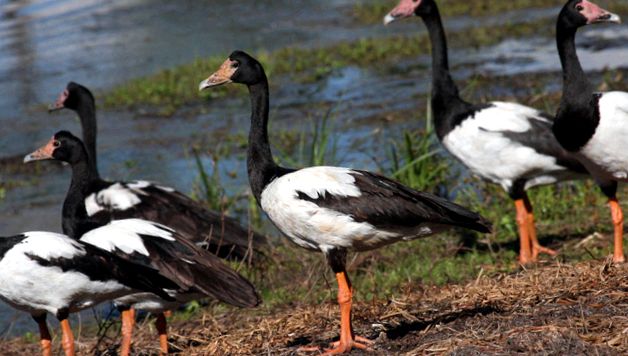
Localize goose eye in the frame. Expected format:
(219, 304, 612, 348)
(53, 140, 60, 148)
(231, 62, 239, 69)
(576, 5, 584, 11)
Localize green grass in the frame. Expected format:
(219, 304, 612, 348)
(190, 148, 235, 213)
(103, 15, 557, 111)
(387, 102, 448, 193)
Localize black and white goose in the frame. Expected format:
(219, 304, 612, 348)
(25, 132, 261, 355)
(553, 0, 624, 262)
(0, 223, 197, 356)
(198, 51, 491, 354)
(49, 82, 266, 262)
(384, 0, 593, 264)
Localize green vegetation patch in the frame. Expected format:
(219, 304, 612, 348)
(103, 16, 554, 111)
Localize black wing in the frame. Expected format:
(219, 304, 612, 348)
(496, 113, 588, 174)
(298, 170, 491, 234)
(80, 221, 260, 308)
(90, 180, 267, 262)
(26, 243, 180, 302)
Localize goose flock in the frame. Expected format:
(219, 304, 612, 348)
(0, 0, 624, 355)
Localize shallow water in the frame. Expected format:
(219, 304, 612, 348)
(1, 0, 627, 336)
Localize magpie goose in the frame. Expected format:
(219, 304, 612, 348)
(553, 0, 624, 262)
(384, 0, 593, 264)
(199, 51, 491, 354)
(49, 82, 266, 262)
(25, 133, 261, 355)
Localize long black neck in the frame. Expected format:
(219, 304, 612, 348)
(62, 154, 96, 239)
(553, 23, 599, 152)
(246, 75, 280, 203)
(556, 25, 594, 109)
(76, 94, 100, 179)
(420, 2, 472, 140)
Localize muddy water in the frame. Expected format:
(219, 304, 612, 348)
(1, 0, 627, 336)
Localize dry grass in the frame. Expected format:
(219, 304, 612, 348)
(6, 259, 624, 355)
(180, 259, 628, 355)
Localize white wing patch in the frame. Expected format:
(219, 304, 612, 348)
(286, 166, 362, 199)
(80, 219, 175, 256)
(85, 183, 145, 216)
(84, 180, 177, 216)
(18, 232, 85, 260)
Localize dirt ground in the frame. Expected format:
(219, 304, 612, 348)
(3, 259, 626, 355)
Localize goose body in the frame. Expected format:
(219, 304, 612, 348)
(199, 50, 490, 354)
(50, 82, 266, 261)
(442, 101, 585, 192)
(385, 0, 591, 264)
(261, 166, 487, 252)
(0, 223, 183, 356)
(552, 0, 624, 262)
(0, 231, 160, 317)
(25, 132, 260, 355)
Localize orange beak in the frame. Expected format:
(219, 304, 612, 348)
(199, 58, 237, 90)
(24, 137, 57, 163)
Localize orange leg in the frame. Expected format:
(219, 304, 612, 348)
(120, 308, 136, 356)
(608, 198, 625, 263)
(296, 271, 373, 355)
(528, 205, 558, 261)
(515, 199, 532, 264)
(323, 271, 372, 354)
(34, 315, 52, 356)
(59, 319, 75, 356)
(156, 313, 169, 355)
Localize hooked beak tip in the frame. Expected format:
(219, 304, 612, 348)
(198, 79, 210, 92)
(383, 13, 397, 25)
(48, 104, 63, 113)
(608, 13, 622, 24)
(23, 154, 35, 163)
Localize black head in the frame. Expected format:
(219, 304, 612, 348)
(199, 50, 265, 90)
(384, 0, 436, 24)
(24, 131, 87, 166)
(558, 0, 620, 30)
(49, 81, 95, 112)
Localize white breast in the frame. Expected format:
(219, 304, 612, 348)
(579, 92, 628, 181)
